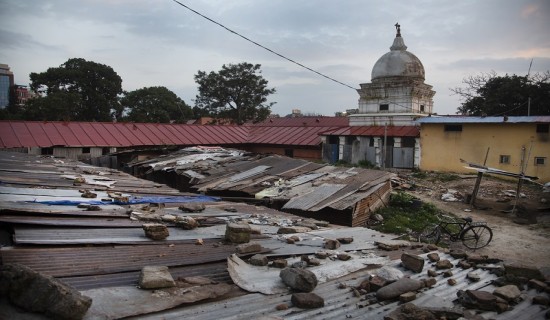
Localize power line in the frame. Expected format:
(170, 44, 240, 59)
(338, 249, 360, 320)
(170, 0, 356, 90)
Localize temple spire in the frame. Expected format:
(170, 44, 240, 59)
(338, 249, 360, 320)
(395, 22, 401, 37)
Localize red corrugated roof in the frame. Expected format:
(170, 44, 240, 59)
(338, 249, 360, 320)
(320, 126, 420, 137)
(252, 117, 349, 127)
(0, 121, 248, 148)
(0, 121, 419, 149)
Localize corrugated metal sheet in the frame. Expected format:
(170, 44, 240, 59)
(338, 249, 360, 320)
(320, 125, 420, 137)
(0, 121, 249, 148)
(282, 184, 346, 210)
(61, 261, 231, 290)
(251, 117, 349, 127)
(247, 126, 345, 146)
(0, 239, 236, 278)
(417, 115, 550, 124)
(131, 252, 547, 320)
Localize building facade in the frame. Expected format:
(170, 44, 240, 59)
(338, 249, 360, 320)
(322, 24, 434, 169)
(0, 64, 15, 108)
(418, 116, 550, 183)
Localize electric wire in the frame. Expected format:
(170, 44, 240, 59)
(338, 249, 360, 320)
(170, 0, 356, 90)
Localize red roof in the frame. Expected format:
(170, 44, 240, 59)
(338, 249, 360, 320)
(0, 121, 248, 148)
(247, 126, 345, 146)
(0, 120, 419, 148)
(252, 117, 349, 127)
(320, 126, 420, 137)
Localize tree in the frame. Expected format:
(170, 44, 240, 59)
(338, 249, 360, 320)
(452, 71, 550, 116)
(25, 58, 122, 121)
(194, 62, 276, 124)
(120, 86, 192, 123)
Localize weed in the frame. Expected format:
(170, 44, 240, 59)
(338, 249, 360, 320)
(370, 192, 454, 235)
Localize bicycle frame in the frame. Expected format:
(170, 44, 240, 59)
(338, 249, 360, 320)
(437, 220, 467, 241)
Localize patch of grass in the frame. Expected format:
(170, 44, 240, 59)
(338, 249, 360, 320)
(434, 172, 460, 182)
(371, 192, 453, 235)
(410, 171, 460, 182)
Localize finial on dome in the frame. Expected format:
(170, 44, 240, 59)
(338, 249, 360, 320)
(395, 22, 401, 37)
(390, 23, 407, 51)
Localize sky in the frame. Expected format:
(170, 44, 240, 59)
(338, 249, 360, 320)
(1, 0, 549, 117)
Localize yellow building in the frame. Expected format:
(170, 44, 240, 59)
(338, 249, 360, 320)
(417, 116, 550, 183)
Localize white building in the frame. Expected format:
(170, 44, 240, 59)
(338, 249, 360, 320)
(322, 24, 435, 169)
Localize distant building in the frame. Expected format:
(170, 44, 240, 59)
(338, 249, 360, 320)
(0, 64, 15, 108)
(322, 24, 434, 169)
(12, 85, 31, 106)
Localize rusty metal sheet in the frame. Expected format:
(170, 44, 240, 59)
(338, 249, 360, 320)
(0, 215, 141, 227)
(60, 261, 230, 290)
(0, 239, 236, 278)
(13, 226, 224, 245)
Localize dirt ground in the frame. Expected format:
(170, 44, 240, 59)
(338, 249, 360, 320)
(397, 173, 550, 269)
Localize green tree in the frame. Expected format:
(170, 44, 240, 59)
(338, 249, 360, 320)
(25, 58, 122, 121)
(194, 62, 275, 124)
(452, 71, 550, 116)
(120, 86, 192, 123)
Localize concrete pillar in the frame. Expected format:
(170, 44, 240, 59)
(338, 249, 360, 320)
(373, 137, 382, 167)
(338, 136, 346, 161)
(414, 138, 421, 168)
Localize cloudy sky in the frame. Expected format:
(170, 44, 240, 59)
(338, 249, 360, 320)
(1, 0, 549, 116)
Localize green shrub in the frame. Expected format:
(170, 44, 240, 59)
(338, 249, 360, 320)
(371, 192, 449, 235)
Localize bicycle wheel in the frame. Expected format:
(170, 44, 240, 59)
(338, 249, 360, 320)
(419, 226, 441, 245)
(460, 225, 493, 249)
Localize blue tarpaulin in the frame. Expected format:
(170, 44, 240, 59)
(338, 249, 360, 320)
(29, 195, 221, 206)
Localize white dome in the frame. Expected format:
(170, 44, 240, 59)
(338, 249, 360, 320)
(371, 35, 425, 81)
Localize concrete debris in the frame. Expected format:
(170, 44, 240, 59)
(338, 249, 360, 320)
(176, 216, 199, 229)
(81, 190, 98, 198)
(250, 254, 269, 266)
(142, 223, 169, 240)
(504, 262, 545, 281)
(447, 278, 457, 286)
(399, 291, 417, 302)
(467, 272, 481, 282)
(161, 214, 177, 222)
(271, 259, 288, 268)
(493, 285, 522, 303)
(373, 266, 404, 282)
(401, 253, 425, 273)
(427, 252, 440, 262)
(236, 242, 262, 254)
(336, 237, 354, 244)
(323, 239, 341, 250)
(376, 278, 424, 301)
(139, 266, 176, 289)
(369, 275, 389, 291)
(225, 223, 251, 243)
(280, 268, 318, 292)
(277, 226, 312, 234)
(384, 303, 437, 320)
(178, 202, 205, 212)
(532, 295, 549, 305)
(337, 253, 351, 261)
(291, 292, 324, 309)
(0, 264, 92, 320)
(458, 289, 507, 312)
(435, 259, 453, 269)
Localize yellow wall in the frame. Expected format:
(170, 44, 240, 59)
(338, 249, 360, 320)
(420, 123, 550, 183)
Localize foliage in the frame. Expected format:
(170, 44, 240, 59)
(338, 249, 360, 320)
(120, 86, 192, 123)
(411, 171, 460, 182)
(371, 192, 445, 234)
(17, 58, 123, 121)
(194, 62, 276, 124)
(452, 71, 550, 116)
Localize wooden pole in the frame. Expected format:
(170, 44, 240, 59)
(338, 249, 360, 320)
(469, 147, 490, 208)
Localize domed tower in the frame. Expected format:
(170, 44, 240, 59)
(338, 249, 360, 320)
(351, 23, 435, 126)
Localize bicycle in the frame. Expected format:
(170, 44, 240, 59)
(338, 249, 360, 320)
(419, 215, 493, 249)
